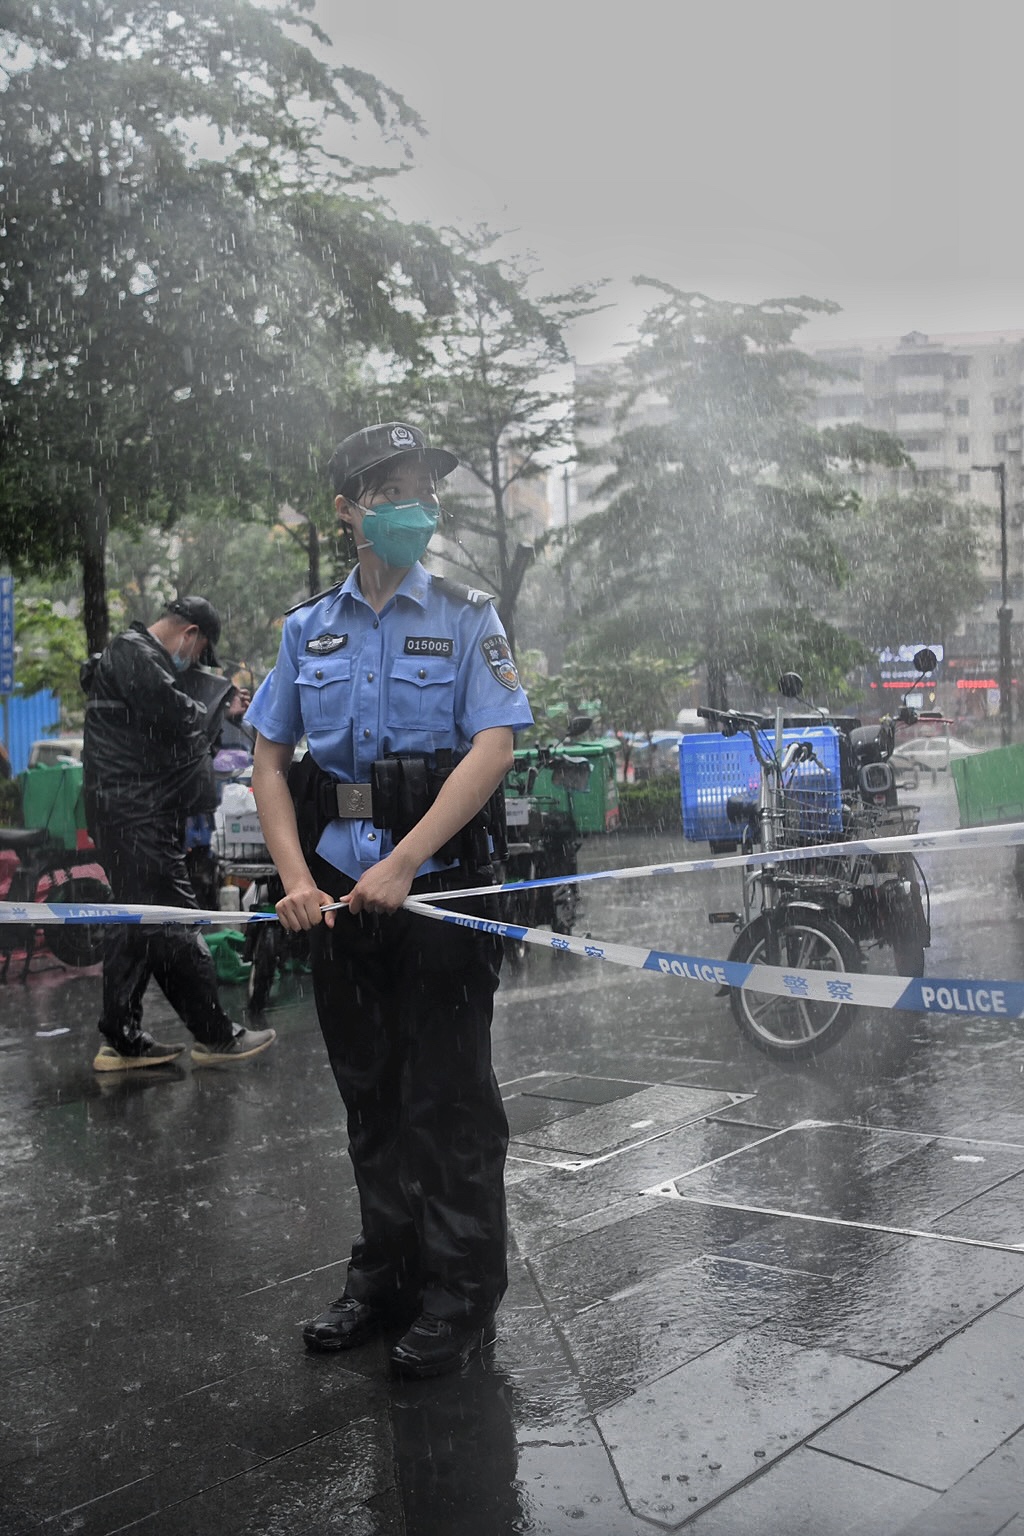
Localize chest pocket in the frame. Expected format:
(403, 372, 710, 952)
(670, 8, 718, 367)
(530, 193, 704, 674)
(297, 655, 352, 727)
(387, 656, 458, 732)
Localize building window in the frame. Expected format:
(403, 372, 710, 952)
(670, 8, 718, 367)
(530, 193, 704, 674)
(956, 398, 970, 416)
(994, 355, 1007, 377)
(994, 396, 1007, 414)
(957, 435, 970, 454)
(955, 358, 970, 378)
(958, 473, 971, 491)
(994, 433, 1008, 451)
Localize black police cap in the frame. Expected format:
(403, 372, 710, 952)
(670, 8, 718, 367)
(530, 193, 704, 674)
(328, 422, 458, 496)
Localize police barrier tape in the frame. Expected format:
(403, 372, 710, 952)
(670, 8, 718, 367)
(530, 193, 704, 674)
(3, 816, 1024, 1020)
(0, 901, 280, 928)
(402, 896, 1024, 1020)
(2, 897, 1019, 1022)
(422, 817, 1024, 902)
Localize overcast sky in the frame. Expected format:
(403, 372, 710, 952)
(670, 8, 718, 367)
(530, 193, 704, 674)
(314, 0, 1022, 360)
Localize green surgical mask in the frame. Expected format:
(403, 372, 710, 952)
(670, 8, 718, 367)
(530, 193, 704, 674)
(359, 500, 438, 567)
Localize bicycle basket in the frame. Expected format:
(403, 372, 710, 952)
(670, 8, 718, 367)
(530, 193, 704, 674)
(680, 727, 843, 843)
(846, 802, 921, 839)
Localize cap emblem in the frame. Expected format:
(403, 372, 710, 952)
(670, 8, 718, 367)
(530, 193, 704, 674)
(390, 425, 417, 450)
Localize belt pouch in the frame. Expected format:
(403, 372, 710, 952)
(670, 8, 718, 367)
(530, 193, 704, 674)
(371, 758, 402, 832)
(287, 753, 333, 860)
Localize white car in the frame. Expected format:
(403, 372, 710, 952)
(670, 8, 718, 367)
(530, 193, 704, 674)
(896, 735, 981, 771)
(27, 737, 84, 768)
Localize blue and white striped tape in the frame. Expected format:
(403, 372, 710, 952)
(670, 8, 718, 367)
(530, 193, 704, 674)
(403, 897, 1024, 1020)
(3, 817, 1023, 1019)
(423, 818, 1024, 902)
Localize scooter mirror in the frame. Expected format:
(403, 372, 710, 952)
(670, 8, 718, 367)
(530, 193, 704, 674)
(566, 715, 593, 739)
(778, 672, 804, 699)
(913, 648, 938, 675)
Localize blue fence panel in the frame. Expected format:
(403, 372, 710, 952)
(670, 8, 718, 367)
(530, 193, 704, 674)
(1, 690, 62, 775)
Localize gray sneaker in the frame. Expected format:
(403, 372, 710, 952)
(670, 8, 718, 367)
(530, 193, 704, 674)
(191, 1027, 276, 1065)
(93, 1038, 186, 1072)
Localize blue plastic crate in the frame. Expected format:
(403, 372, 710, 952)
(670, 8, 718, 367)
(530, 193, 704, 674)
(679, 727, 843, 844)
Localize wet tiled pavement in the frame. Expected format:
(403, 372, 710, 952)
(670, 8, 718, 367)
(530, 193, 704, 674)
(3, 806, 1024, 1533)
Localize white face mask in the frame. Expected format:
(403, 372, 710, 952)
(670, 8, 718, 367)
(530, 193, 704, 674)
(170, 635, 195, 672)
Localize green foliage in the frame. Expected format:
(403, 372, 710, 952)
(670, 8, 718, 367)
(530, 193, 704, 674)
(616, 779, 681, 833)
(0, 774, 21, 824)
(105, 506, 313, 678)
(0, 0, 458, 648)
(570, 284, 911, 707)
(515, 651, 692, 746)
(13, 598, 88, 714)
(837, 491, 986, 652)
(400, 227, 603, 647)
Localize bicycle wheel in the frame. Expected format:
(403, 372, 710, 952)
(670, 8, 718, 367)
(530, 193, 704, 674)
(44, 876, 113, 968)
(247, 923, 280, 1012)
(728, 910, 861, 1061)
(885, 863, 929, 978)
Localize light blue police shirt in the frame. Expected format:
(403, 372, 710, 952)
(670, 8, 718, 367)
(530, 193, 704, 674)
(246, 562, 534, 881)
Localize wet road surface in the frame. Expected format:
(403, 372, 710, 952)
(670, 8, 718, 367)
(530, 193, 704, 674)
(3, 777, 1024, 1533)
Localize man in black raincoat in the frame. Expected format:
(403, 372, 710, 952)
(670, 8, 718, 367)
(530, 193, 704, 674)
(81, 597, 276, 1072)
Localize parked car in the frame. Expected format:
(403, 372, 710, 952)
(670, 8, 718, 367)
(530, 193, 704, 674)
(896, 735, 982, 771)
(888, 751, 920, 791)
(27, 737, 84, 769)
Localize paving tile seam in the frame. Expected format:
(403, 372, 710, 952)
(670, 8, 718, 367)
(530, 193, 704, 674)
(927, 1162, 1024, 1232)
(238, 1258, 347, 1297)
(521, 1253, 628, 1415)
(804, 1441, 946, 1493)
(654, 1193, 1024, 1258)
(510, 1106, 755, 1171)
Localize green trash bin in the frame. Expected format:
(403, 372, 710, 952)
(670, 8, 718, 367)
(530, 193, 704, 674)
(19, 762, 90, 851)
(951, 743, 1024, 827)
(505, 741, 620, 835)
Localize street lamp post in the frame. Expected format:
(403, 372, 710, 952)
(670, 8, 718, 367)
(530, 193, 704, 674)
(972, 460, 1012, 746)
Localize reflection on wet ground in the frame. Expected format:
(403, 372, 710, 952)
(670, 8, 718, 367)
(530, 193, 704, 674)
(3, 778, 1024, 1531)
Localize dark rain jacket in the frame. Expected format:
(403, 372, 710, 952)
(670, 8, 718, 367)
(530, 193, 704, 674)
(81, 622, 219, 826)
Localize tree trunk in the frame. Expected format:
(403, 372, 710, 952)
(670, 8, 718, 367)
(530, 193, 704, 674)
(80, 494, 110, 654)
(706, 654, 729, 711)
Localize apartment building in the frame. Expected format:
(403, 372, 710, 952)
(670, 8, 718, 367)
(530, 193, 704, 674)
(573, 335, 1024, 709)
(804, 329, 1024, 703)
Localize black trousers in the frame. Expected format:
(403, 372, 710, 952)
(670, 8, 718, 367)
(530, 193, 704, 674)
(309, 853, 508, 1325)
(94, 813, 235, 1049)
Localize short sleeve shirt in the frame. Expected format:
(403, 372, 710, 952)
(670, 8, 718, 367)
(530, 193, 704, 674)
(247, 562, 533, 879)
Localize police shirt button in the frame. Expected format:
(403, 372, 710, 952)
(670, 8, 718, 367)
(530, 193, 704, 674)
(418, 668, 426, 679)
(315, 668, 323, 679)
(373, 620, 380, 629)
(367, 672, 374, 682)
(367, 832, 377, 842)
(363, 728, 371, 738)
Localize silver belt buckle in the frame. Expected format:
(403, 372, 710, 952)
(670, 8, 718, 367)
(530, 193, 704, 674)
(335, 782, 373, 819)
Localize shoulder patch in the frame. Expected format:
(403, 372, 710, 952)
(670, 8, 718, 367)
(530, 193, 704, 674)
(285, 582, 346, 617)
(431, 574, 495, 608)
(480, 634, 521, 691)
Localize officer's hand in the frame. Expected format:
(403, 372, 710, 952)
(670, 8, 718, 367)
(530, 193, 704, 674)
(347, 854, 415, 917)
(276, 880, 338, 931)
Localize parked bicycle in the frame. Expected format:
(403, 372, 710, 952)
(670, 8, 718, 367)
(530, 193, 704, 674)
(690, 670, 930, 1060)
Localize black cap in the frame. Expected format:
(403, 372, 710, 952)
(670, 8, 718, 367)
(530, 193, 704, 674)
(328, 422, 458, 496)
(165, 596, 221, 667)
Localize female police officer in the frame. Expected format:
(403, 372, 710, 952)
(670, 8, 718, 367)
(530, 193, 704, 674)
(248, 422, 532, 1378)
